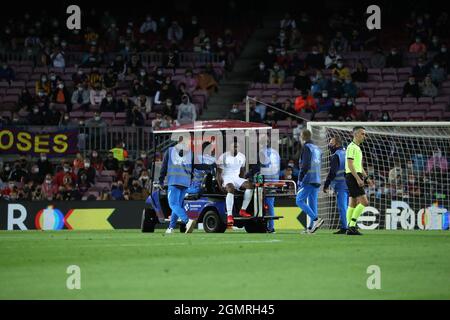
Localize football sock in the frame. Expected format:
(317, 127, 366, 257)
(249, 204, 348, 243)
(241, 189, 253, 210)
(349, 204, 366, 227)
(226, 193, 234, 216)
(346, 207, 354, 227)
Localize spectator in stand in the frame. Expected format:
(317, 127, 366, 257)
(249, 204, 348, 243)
(8, 161, 28, 183)
(341, 76, 358, 98)
(44, 103, 62, 126)
(90, 150, 104, 172)
(412, 58, 430, 81)
(177, 95, 197, 125)
(81, 46, 101, 68)
(185, 15, 201, 41)
(428, 35, 441, 53)
(73, 152, 85, 171)
(193, 28, 210, 52)
(54, 162, 77, 188)
(77, 159, 96, 185)
(325, 47, 342, 70)
(85, 111, 107, 128)
(329, 98, 347, 120)
(50, 47, 65, 69)
(90, 84, 107, 107)
(140, 14, 157, 34)
(317, 90, 333, 112)
(126, 105, 145, 127)
(117, 93, 133, 113)
(430, 62, 446, 86)
(100, 92, 118, 113)
(351, 61, 368, 82)
(433, 44, 449, 73)
(262, 45, 277, 69)
(385, 48, 403, 68)
(294, 91, 316, 113)
(196, 66, 219, 95)
(41, 174, 58, 200)
(59, 112, 77, 127)
(71, 84, 91, 111)
(162, 50, 180, 70)
(276, 99, 295, 121)
(151, 112, 165, 129)
(36, 153, 53, 176)
(420, 75, 438, 98)
(305, 46, 325, 70)
(409, 37, 427, 53)
(253, 61, 269, 83)
(294, 69, 311, 93)
(276, 48, 292, 72)
(127, 55, 143, 77)
(349, 30, 365, 51)
(280, 13, 296, 31)
(28, 105, 45, 125)
(182, 69, 198, 95)
(0, 62, 15, 83)
(276, 29, 289, 49)
(370, 47, 386, 69)
(402, 76, 421, 98)
(332, 59, 351, 81)
(426, 148, 448, 173)
(27, 164, 44, 185)
(103, 68, 118, 90)
(87, 67, 103, 88)
(134, 94, 152, 115)
(380, 111, 392, 122)
(111, 55, 127, 78)
(329, 74, 343, 98)
(330, 31, 348, 52)
(18, 88, 35, 112)
(167, 21, 183, 43)
(35, 74, 51, 96)
(51, 80, 72, 112)
(227, 104, 244, 121)
(287, 28, 303, 51)
(72, 68, 88, 86)
(104, 151, 119, 171)
(269, 63, 285, 85)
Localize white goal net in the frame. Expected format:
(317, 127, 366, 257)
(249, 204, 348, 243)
(307, 122, 450, 230)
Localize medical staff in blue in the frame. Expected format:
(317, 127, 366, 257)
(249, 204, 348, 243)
(159, 137, 197, 234)
(296, 129, 324, 234)
(260, 143, 281, 233)
(323, 136, 349, 234)
(186, 141, 216, 195)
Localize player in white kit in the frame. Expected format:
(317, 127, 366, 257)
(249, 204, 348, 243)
(216, 140, 254, 227)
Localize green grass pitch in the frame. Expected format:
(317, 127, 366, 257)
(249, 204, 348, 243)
(0, 229, 449, 299)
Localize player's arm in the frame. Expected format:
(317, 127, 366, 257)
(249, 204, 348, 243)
(215, 155, 224, 190)
(298, 147, 311, 184)
(158, 149, 170, 186)
(324, 154, 339, 192)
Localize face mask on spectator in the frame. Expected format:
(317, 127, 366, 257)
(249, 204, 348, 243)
(64, 115, 69, 121)
(334, 101, 341, 107)
(441, 47, 447, 53)
(312, 50, 318, 55)
(77, 86, 83, 91)
(63, 167, 70, 173)
(33, 108, 39, 113)
(434, 64, 439, 69)
(347, 100, 353, 106)
(41, 155, 47, 161)
(94, 116, 100, 121)
(166, 102, 173, 107)
(41, 77, 47, 82)
(268, 48, 273, 54)
(5, 165, 10, 172)
(274, 66, 280, 71)
(58, 84, 64, 89)
(50, 75, 56, 81)
(32, 167, 39, 174)
(322, 92, 328, 98)
(288, 162, 294, 168)
(157, 70, 163, 75)
(259, 64, 265, 70)
(345, 79, 352, 84)
(280, 50, 286, 56)
(107, 96, 113, 102)
(141, 153, 147, 158)
(383, 115, 389, 120)
(84, 162, 90, 168)
(140, 71, 146, 76)
(337, 63, 343, 68)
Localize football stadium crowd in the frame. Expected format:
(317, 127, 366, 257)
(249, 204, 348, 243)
(0, 4, 449, 201)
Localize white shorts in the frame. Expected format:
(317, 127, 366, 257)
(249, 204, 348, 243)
(222, 176, 248, 189)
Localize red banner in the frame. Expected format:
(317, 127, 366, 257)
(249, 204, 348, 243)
(0, 127, 79, 157)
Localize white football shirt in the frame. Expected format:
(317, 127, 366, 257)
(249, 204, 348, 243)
(217, 152, 246, 178)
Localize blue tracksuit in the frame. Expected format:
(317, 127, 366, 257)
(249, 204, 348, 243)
(296, 141, 321, 229)
(261, 147, 280, 232)
(186, 154, 216, 194)
(324, 147, 349, 229)
(159, 146, 192, 228)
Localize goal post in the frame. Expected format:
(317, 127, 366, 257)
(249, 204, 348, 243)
(306, 122, 450, 230)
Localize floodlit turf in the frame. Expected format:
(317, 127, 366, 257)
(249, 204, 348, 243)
(0, 229, 449, 300)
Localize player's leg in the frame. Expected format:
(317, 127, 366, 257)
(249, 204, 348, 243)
(337, 190, 349, 229)
(265, 197, 275, 232)
(224, 182, 235, 226)
(239, 180, 253, 217)
(167, 185, 182, 231)
(349, 194, 368, 228)
(296, 184, 315, 230)
(308, 186, 323, 233)
(178, 187, 197, 233)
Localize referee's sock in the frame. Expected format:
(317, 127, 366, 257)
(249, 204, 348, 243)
(346, 207, 354, 228)
(349, 204, 365, 227)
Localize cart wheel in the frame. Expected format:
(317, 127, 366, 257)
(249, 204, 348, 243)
(203, 210, 227, 233)
(244, 219, 267, 233)
(141, 208, 158, 233)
